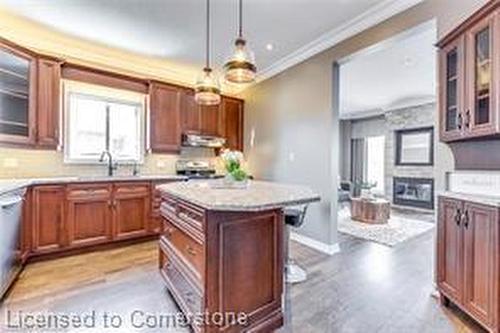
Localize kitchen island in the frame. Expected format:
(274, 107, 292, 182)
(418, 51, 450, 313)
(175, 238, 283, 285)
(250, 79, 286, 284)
(157, 180, 320, 333)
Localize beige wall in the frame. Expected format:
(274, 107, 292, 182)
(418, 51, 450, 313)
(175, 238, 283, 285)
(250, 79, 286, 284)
(242, 0, 488, 245)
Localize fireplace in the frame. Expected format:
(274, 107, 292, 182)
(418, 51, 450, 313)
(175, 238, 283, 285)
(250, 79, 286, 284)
(393, 177, 434, 210)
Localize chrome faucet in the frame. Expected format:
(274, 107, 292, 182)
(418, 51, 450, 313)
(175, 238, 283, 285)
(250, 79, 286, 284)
(99, 151, 117, 176)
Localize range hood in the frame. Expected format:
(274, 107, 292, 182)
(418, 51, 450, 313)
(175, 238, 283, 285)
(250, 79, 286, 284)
(182, 133, 226, 148)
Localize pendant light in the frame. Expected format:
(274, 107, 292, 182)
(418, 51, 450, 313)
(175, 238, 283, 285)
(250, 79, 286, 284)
(195, 0, 221, 106)
(223, 0, 256, 84)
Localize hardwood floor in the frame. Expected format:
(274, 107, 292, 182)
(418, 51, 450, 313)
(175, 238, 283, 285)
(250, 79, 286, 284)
(0, 232, 486, 332)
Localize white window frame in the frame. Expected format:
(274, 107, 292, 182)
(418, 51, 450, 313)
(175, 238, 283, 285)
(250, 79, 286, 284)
(63, 80, 146, 165)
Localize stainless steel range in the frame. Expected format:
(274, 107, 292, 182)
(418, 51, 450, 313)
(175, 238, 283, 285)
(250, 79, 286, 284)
(175, 160, 224, 179)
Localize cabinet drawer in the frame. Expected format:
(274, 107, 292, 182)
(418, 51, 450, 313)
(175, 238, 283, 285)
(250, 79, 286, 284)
(160, 195, 178, 215)
(177, 201, 204, 232)
(66, 184, 112, 200)
(114, 183, 150, 197)
(161, 219, 204, 281)
(159, 242, 203, 316)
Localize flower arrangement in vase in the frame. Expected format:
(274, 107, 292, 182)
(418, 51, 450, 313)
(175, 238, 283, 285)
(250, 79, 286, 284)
(220, 149, 249, 188)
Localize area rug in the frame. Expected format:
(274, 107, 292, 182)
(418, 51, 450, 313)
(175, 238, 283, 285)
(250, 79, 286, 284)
(337, 209, 435, 247)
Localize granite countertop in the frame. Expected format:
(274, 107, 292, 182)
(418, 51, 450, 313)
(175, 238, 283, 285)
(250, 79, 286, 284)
(0, 175, 187, 196)
(439, 191, 500, 207)
(157, 180, 321, 212)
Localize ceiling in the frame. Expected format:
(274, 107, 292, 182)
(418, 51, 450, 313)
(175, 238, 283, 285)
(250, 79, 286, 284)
(339, 21, 437, 119)
(0, 0, 422, 83)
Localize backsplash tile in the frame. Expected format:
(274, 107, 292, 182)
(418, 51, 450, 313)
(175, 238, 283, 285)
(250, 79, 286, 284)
(0, 146, 219, 179)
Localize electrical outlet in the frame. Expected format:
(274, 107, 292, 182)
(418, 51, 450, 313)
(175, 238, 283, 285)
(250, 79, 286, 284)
(156, 160, 166, 169)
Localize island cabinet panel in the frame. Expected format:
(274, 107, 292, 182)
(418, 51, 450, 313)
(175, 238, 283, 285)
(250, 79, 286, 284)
(66, 184, 113, 248)
(36, 57, 61, 149)
(437, 196, 500, 333)
(150, 82, 182, 153)
(159, 193, 284, 333)
(438, 2, 500, 142)
(113, 182, 150, 240)
(31, 185, 65, 254)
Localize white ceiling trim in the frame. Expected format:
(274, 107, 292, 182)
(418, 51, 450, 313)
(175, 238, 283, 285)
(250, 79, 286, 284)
(341, 96, 437, 120)
(255, 0, 424, 84)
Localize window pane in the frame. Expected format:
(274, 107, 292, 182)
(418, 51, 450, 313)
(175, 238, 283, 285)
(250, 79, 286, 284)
(109, 102, 141, 161)
(366, 136, 385, 195)
(68, 94, 106, 159)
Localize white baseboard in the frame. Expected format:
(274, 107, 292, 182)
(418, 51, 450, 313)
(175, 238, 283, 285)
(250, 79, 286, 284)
(290, 232, 340, 256)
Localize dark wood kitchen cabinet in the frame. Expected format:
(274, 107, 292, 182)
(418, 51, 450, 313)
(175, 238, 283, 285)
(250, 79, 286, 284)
(150, 82, 182, 153)
(159, 192, 284, 333)
(438, 2, 500, 142)
(113, 182, 150, 240)
(31, 185, 65, 254)
(221, 97, 244, 151)
(181, 89, 222, 136)
(36, 57, 61, 149)
(66, 184, 113, 248)
(199, 104, 221, 136)
(0, 38, 37, 146)
(437, 196, 499, 332)
(181, 89, 201, 133)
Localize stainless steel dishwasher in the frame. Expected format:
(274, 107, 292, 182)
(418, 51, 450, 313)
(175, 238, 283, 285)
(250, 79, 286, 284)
(0, 187, 25, 300)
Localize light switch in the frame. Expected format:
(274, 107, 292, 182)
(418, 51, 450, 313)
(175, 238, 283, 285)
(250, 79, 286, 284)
(288, 152, 295, 162)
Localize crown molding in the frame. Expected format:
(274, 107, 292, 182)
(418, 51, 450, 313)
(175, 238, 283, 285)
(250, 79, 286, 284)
(255, 0, 424, 84)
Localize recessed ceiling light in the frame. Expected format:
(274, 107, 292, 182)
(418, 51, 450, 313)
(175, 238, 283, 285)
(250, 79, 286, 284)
(266, 43, 274, 51)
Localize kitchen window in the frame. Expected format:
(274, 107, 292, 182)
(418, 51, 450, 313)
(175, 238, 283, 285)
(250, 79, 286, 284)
(64, 81, 146, 164)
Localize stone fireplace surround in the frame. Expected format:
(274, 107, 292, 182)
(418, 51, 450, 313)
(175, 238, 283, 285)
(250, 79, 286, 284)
(385, 103, 435, 209)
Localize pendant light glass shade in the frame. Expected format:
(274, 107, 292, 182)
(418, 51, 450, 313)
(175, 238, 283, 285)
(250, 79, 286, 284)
(195, 67, 221, 106)
(195, 0, 221, 105)
(224, 37, 256, 83)
(223, 0, 256, 83)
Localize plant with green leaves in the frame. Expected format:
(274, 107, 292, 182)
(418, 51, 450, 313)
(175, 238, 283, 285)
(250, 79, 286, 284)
(220, 149, 248, 181)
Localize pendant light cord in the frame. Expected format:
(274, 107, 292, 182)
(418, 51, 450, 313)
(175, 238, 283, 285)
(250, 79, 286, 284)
(206, 0, 210, 69)
(238, 0, 243, 37)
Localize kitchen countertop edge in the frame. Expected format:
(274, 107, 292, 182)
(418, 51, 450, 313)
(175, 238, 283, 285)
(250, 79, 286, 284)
(0, 175, 188, 196)
(158, 180, 321, 212)
(439, 191, 500, 207)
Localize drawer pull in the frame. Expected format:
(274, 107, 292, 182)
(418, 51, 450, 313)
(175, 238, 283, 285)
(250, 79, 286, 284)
(165, 227, 174, 237)
(186, 246, 197, 256)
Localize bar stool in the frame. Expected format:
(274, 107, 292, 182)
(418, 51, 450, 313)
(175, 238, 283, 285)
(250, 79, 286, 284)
(284, 206, 308, 284)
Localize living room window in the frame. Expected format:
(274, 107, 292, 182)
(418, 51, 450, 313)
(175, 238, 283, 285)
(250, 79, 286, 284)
(64, 81, 146, 164)
(366, 135, 385, 195)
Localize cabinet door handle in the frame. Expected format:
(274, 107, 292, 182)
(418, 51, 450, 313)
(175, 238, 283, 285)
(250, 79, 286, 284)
(465, 110, 471, 129)
(186, 246, 197, 256)
(165, 227, 174, 237)
(455, 209, 461, 226)
(462, 210, 469, 229)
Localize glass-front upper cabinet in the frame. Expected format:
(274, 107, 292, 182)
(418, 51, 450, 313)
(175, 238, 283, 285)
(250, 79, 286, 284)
(466, 13, 497, 137)
(0, 41, 36, 144)
(440, 36, 465, 142)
